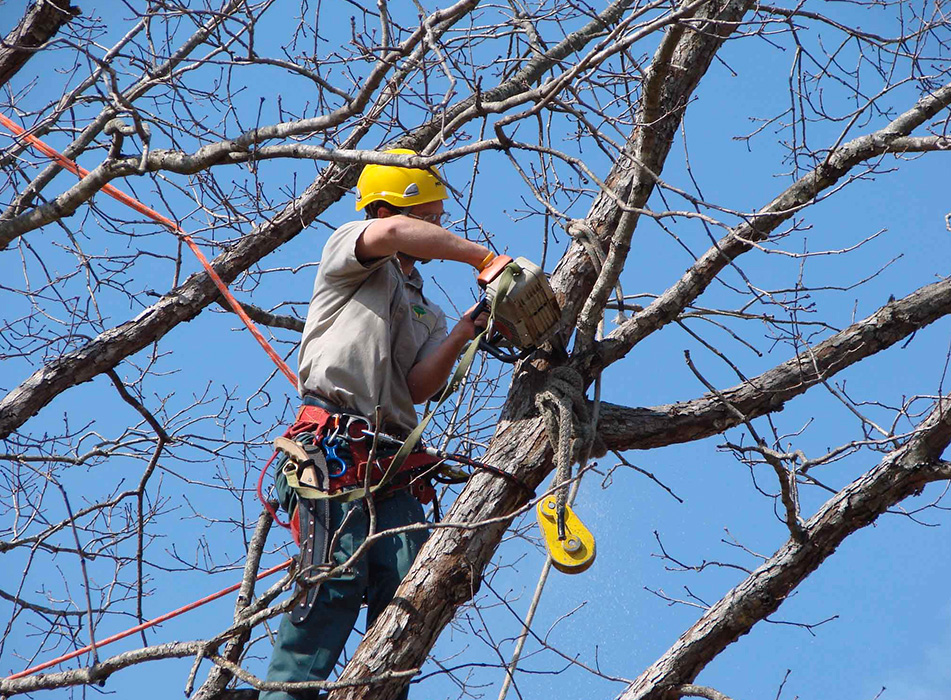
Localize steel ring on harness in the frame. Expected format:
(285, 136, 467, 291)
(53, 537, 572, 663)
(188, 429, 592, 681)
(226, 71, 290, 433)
(341, 414, 371, 443)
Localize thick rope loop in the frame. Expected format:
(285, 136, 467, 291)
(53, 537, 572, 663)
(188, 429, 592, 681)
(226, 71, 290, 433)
(534, 366, 592, 539)
(567, 218, 627, 324)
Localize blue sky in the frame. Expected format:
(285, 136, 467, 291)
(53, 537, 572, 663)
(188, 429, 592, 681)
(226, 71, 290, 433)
(1, 1, 949, 699)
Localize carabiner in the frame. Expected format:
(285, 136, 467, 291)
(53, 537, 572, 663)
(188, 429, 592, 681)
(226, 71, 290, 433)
(321, 436, 348, 478)
(326, 415, 342, 445)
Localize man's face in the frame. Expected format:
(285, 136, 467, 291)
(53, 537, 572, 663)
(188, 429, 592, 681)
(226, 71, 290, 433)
(406, 200, 446, 226)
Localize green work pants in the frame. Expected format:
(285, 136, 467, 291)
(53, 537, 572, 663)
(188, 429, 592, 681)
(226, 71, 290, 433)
(260, 488, 429, 700)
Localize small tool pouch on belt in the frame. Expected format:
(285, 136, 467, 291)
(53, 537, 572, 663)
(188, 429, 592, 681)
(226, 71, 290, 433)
(273, 435, 332, 625)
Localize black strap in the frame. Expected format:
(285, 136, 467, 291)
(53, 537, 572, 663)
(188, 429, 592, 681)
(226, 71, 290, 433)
(302, 394, 346, 413)
(290, 442, 331, 626)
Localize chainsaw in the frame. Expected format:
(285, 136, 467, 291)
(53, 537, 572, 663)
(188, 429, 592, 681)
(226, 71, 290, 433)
(472, 255, 562, 363)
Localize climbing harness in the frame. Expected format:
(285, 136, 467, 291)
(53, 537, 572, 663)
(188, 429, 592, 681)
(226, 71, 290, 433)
(273, 399, 443, 624)
(271, 396, 535, 623)
(276, 401, 443, 505)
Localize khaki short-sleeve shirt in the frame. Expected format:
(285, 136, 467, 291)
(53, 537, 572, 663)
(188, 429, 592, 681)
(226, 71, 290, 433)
(297, 220, 448, 433)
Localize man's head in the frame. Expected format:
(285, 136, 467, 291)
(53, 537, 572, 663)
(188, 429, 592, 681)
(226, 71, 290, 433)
(356, 148, 449, 222)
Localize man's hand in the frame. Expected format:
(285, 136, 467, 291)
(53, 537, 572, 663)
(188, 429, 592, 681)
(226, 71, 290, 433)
(452, 300, 489, 342)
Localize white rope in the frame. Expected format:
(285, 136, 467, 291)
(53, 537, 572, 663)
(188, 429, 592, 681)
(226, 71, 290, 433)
(568, 218, 627, 324)
(499, 218, 608, 700)
(534, 366, 591, 537)
(499, 373, 602, 700)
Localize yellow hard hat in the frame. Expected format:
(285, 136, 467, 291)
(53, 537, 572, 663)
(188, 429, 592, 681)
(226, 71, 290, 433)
(355, 148, 448, 211)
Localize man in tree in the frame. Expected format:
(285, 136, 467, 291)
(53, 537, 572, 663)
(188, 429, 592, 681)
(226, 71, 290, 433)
(260, 150, 495, 700)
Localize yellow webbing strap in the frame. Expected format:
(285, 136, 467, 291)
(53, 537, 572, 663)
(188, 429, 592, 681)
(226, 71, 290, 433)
(282, 468, 327, 501)
(280, 451, 367, 503)
(371, 263, 521, 494)
(275, 436, 335, 501)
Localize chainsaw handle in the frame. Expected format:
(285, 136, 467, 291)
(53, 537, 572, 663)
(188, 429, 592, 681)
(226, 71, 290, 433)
(479, 338, 528, 363)
(477, 254, 514, 287)
(468, 297, 489, 321)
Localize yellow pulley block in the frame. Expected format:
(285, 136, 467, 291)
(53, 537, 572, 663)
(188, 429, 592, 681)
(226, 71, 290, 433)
(535, 495, 596, 574)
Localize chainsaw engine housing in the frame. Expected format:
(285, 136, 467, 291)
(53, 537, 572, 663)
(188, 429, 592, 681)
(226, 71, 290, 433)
(484, 257, 561, 350)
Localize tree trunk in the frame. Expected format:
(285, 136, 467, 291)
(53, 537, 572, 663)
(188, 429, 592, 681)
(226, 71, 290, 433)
(0, 1, 80, 89)
(329, 3, 762, 695)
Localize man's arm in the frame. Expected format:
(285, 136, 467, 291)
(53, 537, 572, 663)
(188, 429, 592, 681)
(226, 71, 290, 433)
(356, 215, 490, 268)
(407, 304, 485, 404)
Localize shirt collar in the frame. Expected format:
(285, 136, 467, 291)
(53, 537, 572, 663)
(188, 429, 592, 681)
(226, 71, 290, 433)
(391, 257, 425, 290)
(405, 266, 424, 290)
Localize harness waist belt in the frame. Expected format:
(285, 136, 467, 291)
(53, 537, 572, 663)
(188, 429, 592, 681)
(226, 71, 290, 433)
(302, 394, 344, 413)
(283, 402, 439, 503)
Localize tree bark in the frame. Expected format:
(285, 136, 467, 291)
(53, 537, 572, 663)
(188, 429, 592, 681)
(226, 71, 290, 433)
(0, 0, 80, 89)
(330, 0, 760, 696)
(597, 275, 951, 451)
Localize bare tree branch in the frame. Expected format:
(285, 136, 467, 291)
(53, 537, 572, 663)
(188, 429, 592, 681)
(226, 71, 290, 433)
(594, 81, 951, 370)
(617, 403, 951, 699)
(598, 275, 951, 451)
(0, 0, 80, 89)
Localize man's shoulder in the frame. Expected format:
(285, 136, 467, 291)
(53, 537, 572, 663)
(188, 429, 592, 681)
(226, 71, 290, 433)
(324, 219, 373, 250)
(316, 219, 389, 283)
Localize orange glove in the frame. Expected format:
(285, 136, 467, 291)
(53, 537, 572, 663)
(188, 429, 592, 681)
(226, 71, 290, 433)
(477, 254, 513, 287)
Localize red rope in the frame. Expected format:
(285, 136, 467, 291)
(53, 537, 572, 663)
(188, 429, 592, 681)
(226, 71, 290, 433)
(257, 450, 290, 529)
(0, 113, 298, 388)
(0, 115, 303, 679)
(0, 114, 297, 517)
(4, 558, 292, 681)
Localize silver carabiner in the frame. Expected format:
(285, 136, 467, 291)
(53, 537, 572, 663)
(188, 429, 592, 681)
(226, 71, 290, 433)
(326, 416, 343, 445)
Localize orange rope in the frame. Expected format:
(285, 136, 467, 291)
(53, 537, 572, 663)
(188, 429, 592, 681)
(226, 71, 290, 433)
(0, 114, 302, 680)
(4, 558, 292, 680)
(0, 113, 298, 388)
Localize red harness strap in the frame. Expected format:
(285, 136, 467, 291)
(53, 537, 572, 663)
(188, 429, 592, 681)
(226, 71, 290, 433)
(284, 405, 439, 503)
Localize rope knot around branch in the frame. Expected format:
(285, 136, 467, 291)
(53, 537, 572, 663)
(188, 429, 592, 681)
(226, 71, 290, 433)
(534, 366, 602, 537)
